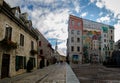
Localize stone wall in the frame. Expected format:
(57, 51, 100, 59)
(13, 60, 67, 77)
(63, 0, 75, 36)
(0, 12, 38, 77)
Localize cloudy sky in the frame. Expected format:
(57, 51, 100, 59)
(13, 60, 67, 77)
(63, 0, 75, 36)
(5, 0, 120, 55)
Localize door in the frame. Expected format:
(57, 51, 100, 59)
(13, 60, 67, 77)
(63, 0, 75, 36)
(72, 55, 79, 64)
(1, 54, 10, 78)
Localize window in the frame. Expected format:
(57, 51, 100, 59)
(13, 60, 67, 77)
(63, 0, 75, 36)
(39, 41, 41, 46)
(5, 26, 12, 40)
(104, 34, 106, 37)
(40, 49, 43, 54)
(71, 20, 74, 26)
(31, 41, 34, 50)
(16, 56, 26, 71)
(77, 31, 80, 35)
(78, 22, 80, 26)
(77, 38, 80, 42)
(71, 37, 74, 42)
(111, 36, 113, 40)
(20, 34, 24, 46)
(71, 46, 74, 51)
(77, 46, 80, 52)
(15, 10, 19, 18)
(71, 30, 74, 34)
(104, 39, 106, 42)
(111, 30, 113, 33)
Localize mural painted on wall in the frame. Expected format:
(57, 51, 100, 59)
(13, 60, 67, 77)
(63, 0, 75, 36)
(83, 30, 101, 45)
(82, 30, 101, 63)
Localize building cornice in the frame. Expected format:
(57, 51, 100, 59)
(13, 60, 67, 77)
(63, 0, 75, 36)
(0, 1, 38, 40)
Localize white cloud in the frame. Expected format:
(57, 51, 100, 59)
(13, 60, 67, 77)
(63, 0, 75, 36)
(90, 0, 95, 3)
(72, 0, 80, 13)
(81, 12, 88, 17)
(97, 15, 110, 23)
(114, 21, 120, 42)
(95, 0, 120, 17)
(4, 0, 70, 56)
(29, 0, 55, 3)
(99, 12, 103, 16)
(96, 1, 104, 8)
(28, 7, 69, 55)
(117, 14, 120, 20)
(4, 0, 23, 7)
(58, 41, 67, 55)
(39, 9, 69, 39)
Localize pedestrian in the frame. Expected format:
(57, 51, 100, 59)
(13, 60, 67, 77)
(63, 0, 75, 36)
(27, 59, 33, 72)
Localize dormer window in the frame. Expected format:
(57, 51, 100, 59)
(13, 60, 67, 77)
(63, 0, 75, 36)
(15, 10, 19, 18)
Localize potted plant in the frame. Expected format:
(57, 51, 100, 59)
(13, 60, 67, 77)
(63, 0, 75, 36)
(30, 49, 38, 55)
(0, 38, 17, 51)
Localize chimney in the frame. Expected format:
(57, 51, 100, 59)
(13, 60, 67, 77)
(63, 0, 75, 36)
(26, 20, 32, 29)
(20, 12, 28, 22)
(0, 0, 4, 6)
(21, 13, 28, 20)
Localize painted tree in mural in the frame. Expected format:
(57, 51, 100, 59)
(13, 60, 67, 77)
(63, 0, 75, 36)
(83, 30, 101, 63)
(83, 46, 89, 63)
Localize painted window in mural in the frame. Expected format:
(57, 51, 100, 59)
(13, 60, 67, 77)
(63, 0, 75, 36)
(77, 46, 80, 52)
(78, 22, 80, 26)
(72, 55, 79, 63)
(102, 26, 108, 33)
(77, 31, 80, 35)
(71, 20, 74, 26)
(71, 46, 74, 51)
(71, 37, 74, 42)
(111, 30, 113, 33)
(111, 36, 113, 40)
(77, 38, 80, 42)
(71, 30, 74, 34)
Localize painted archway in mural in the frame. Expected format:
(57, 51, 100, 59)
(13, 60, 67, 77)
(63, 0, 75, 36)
(72, 55, 79, 64)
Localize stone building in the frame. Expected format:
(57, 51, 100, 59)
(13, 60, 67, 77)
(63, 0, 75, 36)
(67, 15, 114, 64)
(59, 55, 66, 62)
(35, 29, 54, 69)
(115, 40, 120, 50)
(0, 0, 38, 78)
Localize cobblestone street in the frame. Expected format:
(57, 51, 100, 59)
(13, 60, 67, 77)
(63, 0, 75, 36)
(38, 63, 66, 83)
(72, 64, 120, 83)
(0, 63, 68, 83)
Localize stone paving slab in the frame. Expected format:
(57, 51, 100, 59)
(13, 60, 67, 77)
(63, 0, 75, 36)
(72, 64, 120, 83)
(39, 63, 66, 83)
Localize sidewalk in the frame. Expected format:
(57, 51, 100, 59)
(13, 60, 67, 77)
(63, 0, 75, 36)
(66, 64, 80, 83)
(0, 64, 56, 83)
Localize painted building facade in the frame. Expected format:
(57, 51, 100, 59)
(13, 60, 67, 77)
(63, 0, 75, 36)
(67, 15, 83, 64)
(0, 0, 38, 78)
(67, 15, 114, 64)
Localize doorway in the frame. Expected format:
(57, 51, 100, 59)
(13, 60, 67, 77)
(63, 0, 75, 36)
(1, 54, 10, 78)
(72, 55, 79, 64)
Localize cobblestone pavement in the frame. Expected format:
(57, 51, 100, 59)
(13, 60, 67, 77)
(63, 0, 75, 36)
(0, 63, 66, 83)
(11, 65, 54, 83)
(38, 63, 66, 83)
(72, 64, 120, 83)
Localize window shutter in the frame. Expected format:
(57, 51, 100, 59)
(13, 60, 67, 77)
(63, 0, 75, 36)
(24, 57, 26, 69)
(16, 56, 19, 71)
